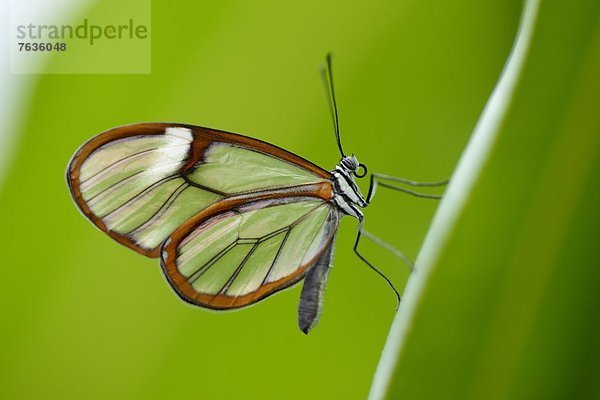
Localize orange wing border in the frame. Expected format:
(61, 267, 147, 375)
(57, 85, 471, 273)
(66, 122, 332, 258)
(160, 193, 338, 310)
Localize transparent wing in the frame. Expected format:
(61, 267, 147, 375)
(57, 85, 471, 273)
(67, 123, 331, 257)
(161, 197, 340, 309)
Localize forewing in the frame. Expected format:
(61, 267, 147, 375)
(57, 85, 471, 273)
(160, 197, 340, 309)
(67, 123, 330, 257)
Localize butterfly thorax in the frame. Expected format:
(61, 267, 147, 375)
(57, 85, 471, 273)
(330, 155, 367, 220)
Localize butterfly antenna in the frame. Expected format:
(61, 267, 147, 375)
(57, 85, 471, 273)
(321, 52, 346, 157)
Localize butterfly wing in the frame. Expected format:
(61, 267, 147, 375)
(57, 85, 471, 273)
(67, 123, 331, 257)
(160, 196, 340, 309)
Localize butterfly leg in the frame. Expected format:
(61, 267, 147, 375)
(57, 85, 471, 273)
(366, 173, 448, 203)
(353, 220, 402, 308)
(360, 228, 414, 272)
(355, 174, 446, 306)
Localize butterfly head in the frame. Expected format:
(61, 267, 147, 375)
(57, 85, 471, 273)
(340, 155, 368, 178)
(333, 155, 368, 217)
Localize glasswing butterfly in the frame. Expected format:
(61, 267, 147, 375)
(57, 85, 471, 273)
(66, 54, 446, 333)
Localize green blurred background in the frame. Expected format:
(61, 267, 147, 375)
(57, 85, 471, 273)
(0, 0, 523, 399)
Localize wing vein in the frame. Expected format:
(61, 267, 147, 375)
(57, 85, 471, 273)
(84, 159, 183, 202)
(217, 241, 261, 295)
(302, 208, 333, 262)
(182, 174, 228, 196)
(126, 181, 188, 235)
(261, 228, 292, 285)
(80, 144, 188, 184)
(187, 240, 239, 285)
(103, 174, 181, 221)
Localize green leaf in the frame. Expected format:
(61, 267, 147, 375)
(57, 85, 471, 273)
(370, 0, 600, 399)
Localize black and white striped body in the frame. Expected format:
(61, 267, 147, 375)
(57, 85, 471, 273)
(330, 155, 367, 220)
(298, 155, 367, 333)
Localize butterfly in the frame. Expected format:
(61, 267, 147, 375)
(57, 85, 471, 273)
(66, 54, 446, 333)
